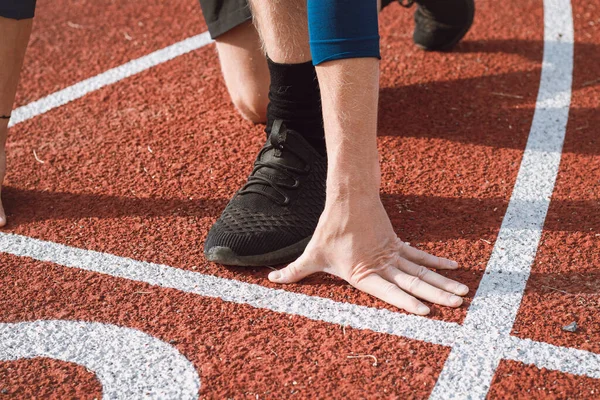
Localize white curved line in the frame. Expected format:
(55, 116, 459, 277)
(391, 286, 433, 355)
(0, 320, 200, 399)
(430, 0, 575, 397)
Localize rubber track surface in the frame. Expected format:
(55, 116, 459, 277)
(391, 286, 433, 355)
(1, 0, 598, 398)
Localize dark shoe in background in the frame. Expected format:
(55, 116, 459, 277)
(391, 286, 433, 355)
(383, 0, 475, 51)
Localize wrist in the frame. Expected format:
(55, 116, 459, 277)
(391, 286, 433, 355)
(326, 157, 381, 198)
(325, 175, 381, 209)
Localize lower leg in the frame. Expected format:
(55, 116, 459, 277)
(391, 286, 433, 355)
(204, 0, 327, 265)
(215, 21, 269, 123)
(0, 16, 33, 226)
(249, 0, 311, 64)
(249, 0, 324, 150)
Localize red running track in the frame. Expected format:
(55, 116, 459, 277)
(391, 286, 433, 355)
(1, 0, 598, 398)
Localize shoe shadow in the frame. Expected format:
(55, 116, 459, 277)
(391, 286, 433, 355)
(2, 186, 229, 226)
(5, 186, 596, 254)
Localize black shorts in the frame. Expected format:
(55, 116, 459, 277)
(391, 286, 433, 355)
(198, 0, 252, 39)
(199, 0, 398, 39)
(0, 0, 37, 20)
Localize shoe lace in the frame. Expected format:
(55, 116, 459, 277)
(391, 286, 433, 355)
(238, 135, 311, 206)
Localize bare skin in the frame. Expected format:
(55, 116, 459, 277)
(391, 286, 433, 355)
(216, 1, 385, 123)
(248, 0, 469, 314)
(215, 21, 269, 123)
(0, 16, 33, 227)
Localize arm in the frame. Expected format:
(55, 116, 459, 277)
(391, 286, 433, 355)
(272, 57, 468, 314)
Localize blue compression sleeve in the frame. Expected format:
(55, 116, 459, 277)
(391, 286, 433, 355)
(307, 0, 380, 65)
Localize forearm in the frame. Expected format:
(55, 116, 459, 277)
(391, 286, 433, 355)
(316, 57, 382, 202)
(306, 0, 381, 201)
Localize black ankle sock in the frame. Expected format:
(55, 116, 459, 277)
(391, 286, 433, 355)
(265, 58, 326, 154)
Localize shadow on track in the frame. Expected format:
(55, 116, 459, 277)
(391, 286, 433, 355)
(379, 39, 600, 155)
(2, 187, 228, 225)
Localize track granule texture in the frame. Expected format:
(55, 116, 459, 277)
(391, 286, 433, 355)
(488, 360, 600, 399)
(16, 0, 206, 107)
(0, 358, 101, 399)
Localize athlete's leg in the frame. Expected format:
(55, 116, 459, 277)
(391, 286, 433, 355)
(204, 0, 327, 266)
(199, 0, 269, 123)
(213, 0, 380, 124)
(215, 21, 269, 123)
(0, 13, 35, 226)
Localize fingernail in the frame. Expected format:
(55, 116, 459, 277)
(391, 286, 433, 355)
(450, 260, 459, 268)
(450, 295, 463, 306)
(269, 271, 281, 281)
(458, 285, 469, 295)
(417, 305, 430, 315)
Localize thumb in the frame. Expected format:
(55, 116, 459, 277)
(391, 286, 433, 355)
(268, 256, 321, 284)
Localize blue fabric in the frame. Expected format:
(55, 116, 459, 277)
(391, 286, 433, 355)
(0, 0, 37, 19)
(307, 0, 380, 65)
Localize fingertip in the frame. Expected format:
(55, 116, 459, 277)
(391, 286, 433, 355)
(448, 259, 459, 269)
(268, 270, 282, 282)
(456, 284, 469, 296)
(0, 217, 6, 228)
(416, 305, 430, 315)
(450, 295, 463, 307)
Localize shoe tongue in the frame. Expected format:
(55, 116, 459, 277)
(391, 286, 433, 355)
(258, 121, 312, 176)
(238, 122, 315, 205)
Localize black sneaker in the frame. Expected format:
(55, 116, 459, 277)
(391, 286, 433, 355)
(386, 0, 475, 51)
(204, 120, 327, 266)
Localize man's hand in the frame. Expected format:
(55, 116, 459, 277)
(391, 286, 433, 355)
(268, 196, 469, 315)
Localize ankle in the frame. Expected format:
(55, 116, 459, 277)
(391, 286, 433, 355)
(264, 58, 325, 152)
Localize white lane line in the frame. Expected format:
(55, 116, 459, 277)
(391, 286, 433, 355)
(0, 232, 461, 347)
(2, 232, 600, 385)
(503, 336, 600, 380)
(0, 320, 200, 399)
(8, 31, 213, 128)
(430, 0, 574, 398)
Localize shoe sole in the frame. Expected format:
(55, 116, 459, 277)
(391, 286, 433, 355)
(204, 236, 312, 267)
(414, 0, 475, 51)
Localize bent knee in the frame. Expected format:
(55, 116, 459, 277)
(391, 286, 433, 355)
(231, 93, 268, 124)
